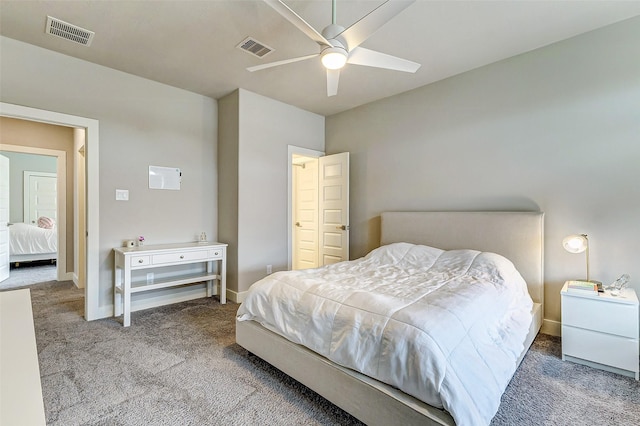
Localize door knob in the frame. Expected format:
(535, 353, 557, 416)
(295, 222, 302, 227)
(336, 225, 349, 230)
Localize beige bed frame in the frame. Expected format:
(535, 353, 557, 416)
(236, 211, 544, 425)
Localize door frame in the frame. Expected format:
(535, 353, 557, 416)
(0, 102, 100, 321)
(287, 145, 324, 270)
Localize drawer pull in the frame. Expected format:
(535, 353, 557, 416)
(214, 252, 219, 256)
(180, 255, 184, 259)
(138, 259, 144, 263)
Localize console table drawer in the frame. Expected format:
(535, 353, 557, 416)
(209, 249, 223, 259)
(152, 250, 209, 265)
(130, 255, 150, 267)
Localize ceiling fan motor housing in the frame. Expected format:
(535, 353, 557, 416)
(320, 24, 349, 69)
(322, 24, 348, 49)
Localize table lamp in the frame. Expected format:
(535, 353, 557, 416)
(562, 234, 600, 284)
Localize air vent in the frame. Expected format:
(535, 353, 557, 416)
(46, 16, 95, 46)
(237, 37, 273, 58)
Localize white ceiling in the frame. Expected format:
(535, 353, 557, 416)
(1, 1, 639, 116)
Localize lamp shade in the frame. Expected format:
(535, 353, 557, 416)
(563, 233, 592, 282)
(562, 234, 588, 254)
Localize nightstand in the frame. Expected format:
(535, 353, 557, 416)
(561, 282, 639, 380)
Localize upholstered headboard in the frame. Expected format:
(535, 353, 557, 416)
(380, 211, 544, 304)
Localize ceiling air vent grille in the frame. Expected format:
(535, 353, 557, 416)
(237, 37, 273, 58)
(46, 16, 95, 46)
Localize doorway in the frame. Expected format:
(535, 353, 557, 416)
(0, 146, 67, 283)
(288, 146, 350, 270)
(0, 102, 100, 321)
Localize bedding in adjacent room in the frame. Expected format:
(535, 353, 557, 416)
(237, 242, 534, 426)
(8, 222, 57, 256)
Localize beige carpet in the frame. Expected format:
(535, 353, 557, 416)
(14, 280, 640, 425)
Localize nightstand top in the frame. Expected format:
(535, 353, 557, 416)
(561, 281, 639, 305)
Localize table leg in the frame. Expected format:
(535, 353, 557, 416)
(123, 264, 131, 327)
(114, 265, 122, 317)
(220, 255, 226, 304)
(206, 260, 213, 297)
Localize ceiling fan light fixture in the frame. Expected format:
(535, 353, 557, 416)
(321, 47, 347, 70)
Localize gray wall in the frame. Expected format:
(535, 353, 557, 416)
(219, 89, 324, 296)
(326, 17, 640, 326)
(0, 151, 56, 223)
(1, 36, 218, 311)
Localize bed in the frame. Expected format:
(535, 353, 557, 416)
(236, 211, 544, 425)
(8, 222, 58, 265)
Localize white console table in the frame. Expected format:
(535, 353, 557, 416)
(114, 241, 227, 327)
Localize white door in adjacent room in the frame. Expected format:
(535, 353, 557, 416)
(23, 172, 57, 224)
(318, 152, 349, 266)
(293, 156, 319, 270)
(0, 155, 10, 282)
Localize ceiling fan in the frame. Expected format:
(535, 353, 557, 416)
(248, 0, 421, 97)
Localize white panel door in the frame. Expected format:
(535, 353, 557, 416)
(319, 152, 349, 266)
(293, 158, 319, 270)
(0, 155, 9, 282)
(24, 172, 57, 224)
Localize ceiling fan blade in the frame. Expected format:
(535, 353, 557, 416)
(339, 0, 415, 50)
(263, 0, 331, 48)
(327, 69, 340, 97)
(347, 47, 420, 73)
(247, 53, 319, 72)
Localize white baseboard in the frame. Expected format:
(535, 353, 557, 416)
(227, 289, 247, 304)
(92, 288, 209, 321)
(130, 287, 208, 313)
(94, 305, 113, 320)
(90, 285, 236, 322)
(72, 273, 84, 289)
(541, 318, 561, 336)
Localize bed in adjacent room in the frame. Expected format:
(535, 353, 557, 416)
(236, 211, 544, 426)
(8, 222, 58, 265)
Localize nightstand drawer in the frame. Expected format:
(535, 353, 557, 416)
(152, 250, 209, 265)
(562, 295, 638, 338)
(562, 325, 639, 372)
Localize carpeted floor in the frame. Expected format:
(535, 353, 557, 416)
(9, 280, 640, 425)
(0, 262, 57, 290)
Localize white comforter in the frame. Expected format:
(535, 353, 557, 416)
(237, 243, 533, 426)
(8, 223, 57, 255)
